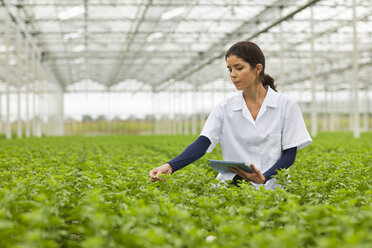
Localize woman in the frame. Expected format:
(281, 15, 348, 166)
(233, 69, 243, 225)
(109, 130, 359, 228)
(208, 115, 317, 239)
(149, 41, 312, 190)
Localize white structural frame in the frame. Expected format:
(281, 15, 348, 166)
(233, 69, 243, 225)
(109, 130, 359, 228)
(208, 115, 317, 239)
(0, 0, 371, 137)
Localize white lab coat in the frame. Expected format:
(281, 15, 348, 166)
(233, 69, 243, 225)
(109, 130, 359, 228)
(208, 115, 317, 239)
(201, 87, 312, 190)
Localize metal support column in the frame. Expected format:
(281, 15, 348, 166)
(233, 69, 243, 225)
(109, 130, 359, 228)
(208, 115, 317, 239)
(158, 92, 162, 135)
(25, 37, 31, 137)
(183, 89, 189, 135)
(107, 90, 111, 134)
(279, 6, 285, 92)
(349, 100, 353, 130)
(16, 21, 23, 138)
(181, 90, 185, 135)
(352, 0, 360, 138)
(191, 88, 197, 135)
(45, 86, 49, 136)
(200, 88, 204, 132)
(310, 6, 317, 137)
(40, 79, 46, 136)
(137, 93, 143, 135)
(172, 90, 177, 135)
(58, 92, 65, 135)
(364, 85, 369, 131)
(156, 92, 161, 135)
(36, 53, 42, 137)
(128, 93, 131, 134)
(177, 87, 182, 135)
(5, 15, 12, 140)
(151, 91, 156, 135)
(211, 82, 215, 111)
(32, 51, 37, 136)
(323, 87, 328, 131)
(162, 92, 167, 134)
(329, 86, 335, 131)
(161, 92, 165, 135)
(169, 91, 172, 135)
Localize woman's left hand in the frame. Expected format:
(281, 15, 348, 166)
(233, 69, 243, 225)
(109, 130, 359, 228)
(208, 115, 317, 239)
(229, 164, 266, 184)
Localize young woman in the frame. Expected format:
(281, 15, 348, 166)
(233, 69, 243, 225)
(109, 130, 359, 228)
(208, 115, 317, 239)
(149, 41, 312, 190)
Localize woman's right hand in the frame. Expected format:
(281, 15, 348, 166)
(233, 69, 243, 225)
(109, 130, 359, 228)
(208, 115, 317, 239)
(149, 163, 173, 182)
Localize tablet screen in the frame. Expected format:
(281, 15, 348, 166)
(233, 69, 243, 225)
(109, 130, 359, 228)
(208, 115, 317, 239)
(208, 160, 253, 174)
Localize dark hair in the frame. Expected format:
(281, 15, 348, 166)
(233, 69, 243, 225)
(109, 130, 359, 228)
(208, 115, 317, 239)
(225, 41, 277, 92)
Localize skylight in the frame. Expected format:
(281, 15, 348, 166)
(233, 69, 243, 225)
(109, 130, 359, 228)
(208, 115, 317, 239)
(161, 7, 186, 20)
(58, 5, 85, 20)
(147, 32, 164, 42)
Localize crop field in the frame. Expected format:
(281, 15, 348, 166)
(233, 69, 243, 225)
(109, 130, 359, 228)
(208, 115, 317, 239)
(0, 132, 371, 247)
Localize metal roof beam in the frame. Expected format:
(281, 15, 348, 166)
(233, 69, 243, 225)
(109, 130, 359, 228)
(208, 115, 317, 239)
(12, 2, 293, 7)
(11, 1, 372, 7)
(285, 60, 372, 86)
(121, 2, 198, 86)
(153, 0, 322, 92)
(1, 0, 68, 89)
(0, 0, 59, 85)
(52, 0, 74, 86)
(104, 0, 153, 87)
(20, 17, 366, 23)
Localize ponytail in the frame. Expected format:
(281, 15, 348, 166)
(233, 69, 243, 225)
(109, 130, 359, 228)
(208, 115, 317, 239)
(260, 73, 277, 92)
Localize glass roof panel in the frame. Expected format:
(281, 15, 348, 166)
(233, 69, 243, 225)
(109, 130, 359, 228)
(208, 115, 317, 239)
(0, 0, 370, 93)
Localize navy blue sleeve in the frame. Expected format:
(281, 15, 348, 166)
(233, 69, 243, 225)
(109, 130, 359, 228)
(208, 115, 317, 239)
(233, 147, 297, 185)
(263, 146, 297, 182)
(168, 135, 211, 173)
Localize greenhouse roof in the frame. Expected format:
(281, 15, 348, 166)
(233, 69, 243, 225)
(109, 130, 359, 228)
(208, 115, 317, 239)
(0, 0, 371, 93)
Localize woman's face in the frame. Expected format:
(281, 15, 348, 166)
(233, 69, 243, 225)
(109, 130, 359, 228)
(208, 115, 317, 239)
(226, 55, 261, 91)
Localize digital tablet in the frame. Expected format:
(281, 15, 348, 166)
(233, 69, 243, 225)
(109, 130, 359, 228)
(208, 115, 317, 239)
(208, 159, 254, 174)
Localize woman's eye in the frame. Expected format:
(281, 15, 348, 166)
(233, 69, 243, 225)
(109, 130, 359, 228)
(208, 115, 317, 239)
(237, 67, 243, 70)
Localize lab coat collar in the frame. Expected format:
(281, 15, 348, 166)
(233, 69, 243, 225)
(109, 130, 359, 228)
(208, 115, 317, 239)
(265, 87, 278, 108)
(232, 86, 278, 111)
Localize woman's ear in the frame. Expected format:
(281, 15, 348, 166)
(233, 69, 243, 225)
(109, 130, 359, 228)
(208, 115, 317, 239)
(256, 64, 263, 75)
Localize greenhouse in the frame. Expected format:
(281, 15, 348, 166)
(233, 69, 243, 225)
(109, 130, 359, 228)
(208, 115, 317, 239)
(0, 0, 371, 247)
